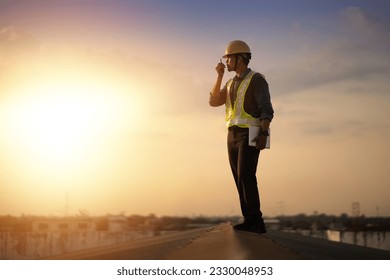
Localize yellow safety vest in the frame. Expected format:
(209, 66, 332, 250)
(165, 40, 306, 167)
(225, 70, 262, 128)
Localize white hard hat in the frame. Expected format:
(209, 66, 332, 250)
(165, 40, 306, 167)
(223, 40, 251, 58)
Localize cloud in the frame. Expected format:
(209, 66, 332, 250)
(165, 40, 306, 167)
(0, 24, 38, 51)
(0, 25, 18, 41)
(0, 24, 39, 81)
(270, 6, 390, 97)
(342, 6, 386, 37)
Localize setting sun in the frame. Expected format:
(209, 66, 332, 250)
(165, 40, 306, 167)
(0, 53, 144, 201)
(10, 82, 114, 162)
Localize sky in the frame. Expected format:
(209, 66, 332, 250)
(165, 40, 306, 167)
(1, 0, 389, 218)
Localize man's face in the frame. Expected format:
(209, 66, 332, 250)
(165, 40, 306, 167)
(225, 55, 237, 72)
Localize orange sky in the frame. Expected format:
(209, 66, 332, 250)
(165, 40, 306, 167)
(1, 1, 389, 217)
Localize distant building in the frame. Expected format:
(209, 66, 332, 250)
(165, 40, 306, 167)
(29, 216, 134, 233)
(107, 216, 129, 232)
(31, 217, 95, 232)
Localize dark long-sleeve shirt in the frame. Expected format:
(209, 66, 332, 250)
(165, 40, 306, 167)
(209, 68, 274, 122)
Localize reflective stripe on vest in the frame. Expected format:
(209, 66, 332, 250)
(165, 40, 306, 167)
(225, 70, 261, 128)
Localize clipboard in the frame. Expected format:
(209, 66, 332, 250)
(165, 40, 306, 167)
(249, 126, 270, 149)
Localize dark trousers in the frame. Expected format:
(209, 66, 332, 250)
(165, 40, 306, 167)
(227, 126, 263, 222)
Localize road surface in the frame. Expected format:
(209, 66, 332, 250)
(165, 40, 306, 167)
(44, 223, 390, 260)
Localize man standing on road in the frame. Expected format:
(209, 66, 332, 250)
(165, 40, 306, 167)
(209, 40, 274, 234)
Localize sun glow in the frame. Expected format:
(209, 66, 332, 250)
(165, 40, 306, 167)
(1, 59, 141, 199)
(13, 84, 107, 162)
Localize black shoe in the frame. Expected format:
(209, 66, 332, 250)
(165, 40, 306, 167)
(233, 221, 267, 234)
(233, 222, 250, 231)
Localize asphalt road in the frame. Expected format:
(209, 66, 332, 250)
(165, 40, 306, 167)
(45, 224, 390, 260)
(266, 230, 390, 260)
(45, 227, 211, 260)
